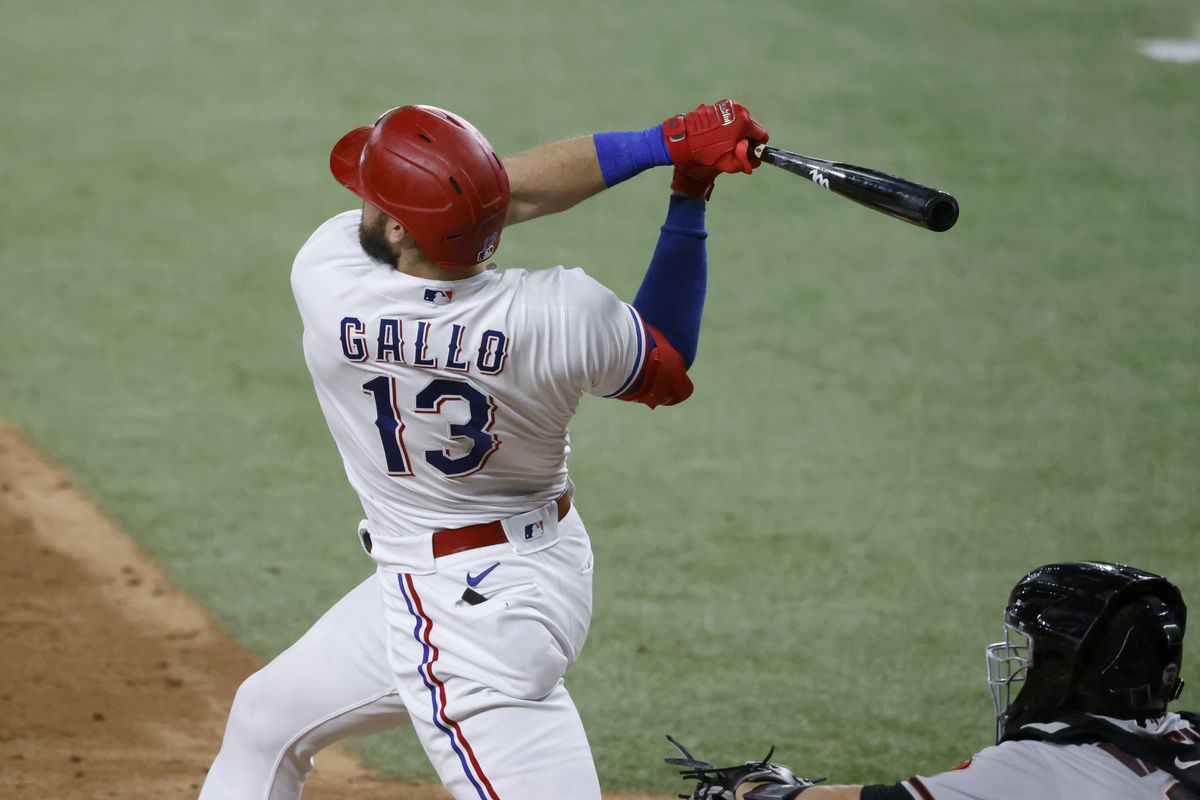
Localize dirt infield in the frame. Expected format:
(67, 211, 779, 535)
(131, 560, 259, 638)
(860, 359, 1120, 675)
(0, 418, 658, 800)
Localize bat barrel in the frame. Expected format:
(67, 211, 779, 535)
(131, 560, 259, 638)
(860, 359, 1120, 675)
(754, 144, 959, 233)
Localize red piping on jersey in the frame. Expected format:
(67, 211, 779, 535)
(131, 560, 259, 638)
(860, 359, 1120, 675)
(907, 776, 935, 800)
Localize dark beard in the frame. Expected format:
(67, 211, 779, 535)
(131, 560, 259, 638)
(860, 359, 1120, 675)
(359, 213, 398, 265)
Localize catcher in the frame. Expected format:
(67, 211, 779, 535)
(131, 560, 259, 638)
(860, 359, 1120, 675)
(667, 561, 1199, 800)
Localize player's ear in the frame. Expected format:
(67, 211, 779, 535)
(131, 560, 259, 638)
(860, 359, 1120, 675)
(385, 218, 408, 248)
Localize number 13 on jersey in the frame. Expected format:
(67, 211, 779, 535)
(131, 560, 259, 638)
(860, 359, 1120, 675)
(361, 376, 500, 478)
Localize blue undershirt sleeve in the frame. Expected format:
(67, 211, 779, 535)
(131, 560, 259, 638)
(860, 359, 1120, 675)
(632, 194, 707, 368)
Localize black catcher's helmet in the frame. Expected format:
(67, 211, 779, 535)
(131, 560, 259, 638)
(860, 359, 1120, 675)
(986, 562, 1186, 743)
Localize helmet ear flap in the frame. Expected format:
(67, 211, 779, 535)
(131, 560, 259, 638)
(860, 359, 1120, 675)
(1072, 596, 1185, 714)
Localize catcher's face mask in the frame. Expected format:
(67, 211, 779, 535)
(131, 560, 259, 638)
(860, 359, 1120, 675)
(986, 623, 1032, 743)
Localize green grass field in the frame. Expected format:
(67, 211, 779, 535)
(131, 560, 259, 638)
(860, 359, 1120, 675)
(2, 0, 1197, 792)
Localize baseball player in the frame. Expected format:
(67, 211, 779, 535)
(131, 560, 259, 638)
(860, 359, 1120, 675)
(199, 100, 769, 800)
(667, 561, 1198, 800)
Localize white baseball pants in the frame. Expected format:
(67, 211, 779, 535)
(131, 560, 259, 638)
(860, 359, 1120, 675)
(199, 508, 600, 800)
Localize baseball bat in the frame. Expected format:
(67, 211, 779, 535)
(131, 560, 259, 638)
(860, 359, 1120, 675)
(751, 143, 959, 233)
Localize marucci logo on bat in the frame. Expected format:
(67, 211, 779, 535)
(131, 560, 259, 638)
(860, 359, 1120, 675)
(808, 168, 831, 190)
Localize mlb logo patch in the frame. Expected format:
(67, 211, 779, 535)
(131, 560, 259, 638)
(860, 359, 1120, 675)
(423, 288, 453, 305)
(476, 232, 499, 263)
(523, 520, 544, 541)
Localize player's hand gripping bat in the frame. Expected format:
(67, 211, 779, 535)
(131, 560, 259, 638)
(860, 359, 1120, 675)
(750, 142, 959, 232)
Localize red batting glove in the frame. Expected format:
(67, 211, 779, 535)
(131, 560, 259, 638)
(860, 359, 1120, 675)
(662, 100, 769, 174)
(671, 162, 721, 200)
(670, 141, 755, 199)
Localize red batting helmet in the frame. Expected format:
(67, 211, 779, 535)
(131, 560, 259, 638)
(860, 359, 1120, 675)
(329, 105, 510, 268)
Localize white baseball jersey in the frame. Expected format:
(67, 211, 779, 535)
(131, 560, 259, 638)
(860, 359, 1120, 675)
(899, 713, 1199, 800)
(205, 207, 654, 800)
(291, 209, 648, 566)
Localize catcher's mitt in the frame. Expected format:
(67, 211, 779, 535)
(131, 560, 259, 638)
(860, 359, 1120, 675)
(665, 735, 822, 800)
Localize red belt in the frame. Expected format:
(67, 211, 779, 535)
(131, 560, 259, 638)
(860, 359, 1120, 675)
(431, 492, 572, 558)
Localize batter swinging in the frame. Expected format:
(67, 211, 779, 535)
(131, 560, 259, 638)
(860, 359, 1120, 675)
(199, 100, 768, 800)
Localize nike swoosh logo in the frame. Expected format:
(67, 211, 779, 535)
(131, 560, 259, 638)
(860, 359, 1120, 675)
(466, 562, 500, 587)
(1177, 757, 1200, 770)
